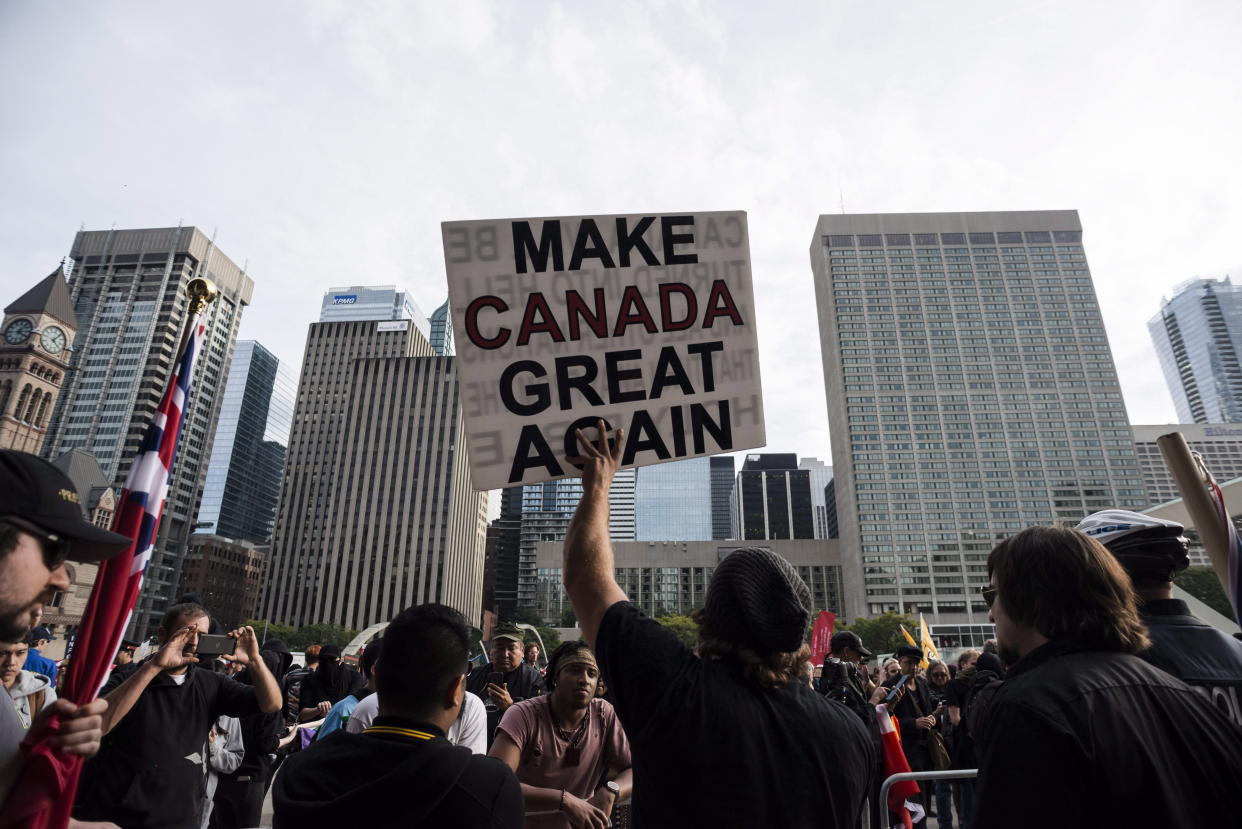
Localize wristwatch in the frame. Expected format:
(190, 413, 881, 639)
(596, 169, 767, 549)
(605, 781, 621, 797)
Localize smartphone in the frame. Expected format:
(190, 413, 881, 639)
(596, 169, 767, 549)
(197, 634, 236, 657)
(487, 672, 504, 687)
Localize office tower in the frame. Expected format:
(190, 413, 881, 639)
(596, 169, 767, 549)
(535, 538, 844, 623)
(43, 227, 253, 637)
(1133, 422, 1242, 566)
(733, 454, 816, 541)
(318, 284, 428, 330)
(709, 456, 735, 539)
(812, 210, 1147, 621)
(799, 457, 834, 539)
(0, 266, 77, 454)
(484, 486, 523, 620)
(179, 535, 266, 629)
(429, 299, 454, 356)
(635, 458, 715, 541)
(1149, 277, 1242, 424)
(516, 470, 636, 612)
(195, 341, 296, 545)
(262, 293, 487, 629)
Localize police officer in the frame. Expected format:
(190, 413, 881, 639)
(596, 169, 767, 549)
(1077, 509, 1242, 727)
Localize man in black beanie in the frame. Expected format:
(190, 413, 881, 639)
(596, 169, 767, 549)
(562, 423, 875, 828)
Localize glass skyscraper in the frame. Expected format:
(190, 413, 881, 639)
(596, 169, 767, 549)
(635, 458, 714, 540)
(733, 454, 816, 540)
(1149, 277, 1242, 424)
(429, 299, 454, 356)
(318, 285, 430, 340)
(195, 341, 296, 544)
(812, 210, 1148, 621)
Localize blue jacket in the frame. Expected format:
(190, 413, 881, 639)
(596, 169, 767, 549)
(24, 647, 57, 684)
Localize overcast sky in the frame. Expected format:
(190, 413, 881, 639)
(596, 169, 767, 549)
(3, 0, 1240, 465)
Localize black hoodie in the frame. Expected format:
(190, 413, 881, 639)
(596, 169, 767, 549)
(225, 640, 293, 779)
(272, 716, 523, 829)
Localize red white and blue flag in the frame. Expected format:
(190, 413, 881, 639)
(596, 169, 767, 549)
(1, 317, 206, 829)
(875, 703, 924, 829)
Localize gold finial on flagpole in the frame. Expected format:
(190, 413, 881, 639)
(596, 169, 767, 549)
(186, 277, 219, 316)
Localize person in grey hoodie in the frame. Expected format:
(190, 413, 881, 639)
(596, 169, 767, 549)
(1, 639, 57, 728)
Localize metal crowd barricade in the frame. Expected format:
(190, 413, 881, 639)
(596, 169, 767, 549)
(866, 769, 979, 829)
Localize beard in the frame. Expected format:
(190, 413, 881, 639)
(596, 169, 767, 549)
(0, 604, 36, 644)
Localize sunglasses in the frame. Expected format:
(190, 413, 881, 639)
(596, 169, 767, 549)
(981, 585, 998, 608)
(0, 517, 71, 570)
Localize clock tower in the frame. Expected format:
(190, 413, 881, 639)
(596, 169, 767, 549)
(0, 265, 77, 454)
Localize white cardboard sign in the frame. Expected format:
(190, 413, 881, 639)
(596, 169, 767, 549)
(442, 211, 765, 490)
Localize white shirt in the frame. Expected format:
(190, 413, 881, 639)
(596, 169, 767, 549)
(346, 690, 487, 755)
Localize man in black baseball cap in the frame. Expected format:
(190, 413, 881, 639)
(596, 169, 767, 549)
(0, 449, 131, 806)
(0, 449, 130, 646)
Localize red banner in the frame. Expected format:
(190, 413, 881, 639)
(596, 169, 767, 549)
(809, 610, 836, 666)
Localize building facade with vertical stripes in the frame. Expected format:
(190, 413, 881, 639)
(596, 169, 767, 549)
(262, 309, 487, 630)
(42, 227, 253, 638)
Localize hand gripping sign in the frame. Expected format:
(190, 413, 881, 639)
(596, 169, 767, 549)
(442, 211, 766, 489)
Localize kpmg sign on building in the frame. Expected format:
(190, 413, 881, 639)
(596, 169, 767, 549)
(442, 211, 765, 490)
(332, 295, 358, 305)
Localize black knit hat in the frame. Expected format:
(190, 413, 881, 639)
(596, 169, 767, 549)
(703, 547, 812, 653)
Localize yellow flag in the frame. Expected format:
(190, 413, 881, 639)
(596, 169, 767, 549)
(919, 614, 940, 670)
(899, 624, 918, 648)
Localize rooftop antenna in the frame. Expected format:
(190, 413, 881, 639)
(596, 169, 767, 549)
(838, 182, 846, 215)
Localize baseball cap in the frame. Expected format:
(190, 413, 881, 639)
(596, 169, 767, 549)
(0, 450, 130, 562)
(1075, 510, 1190, 579)
(27, 626, 55, 642)
(830, 630, 873, 658)
(492, 621, 524, 643)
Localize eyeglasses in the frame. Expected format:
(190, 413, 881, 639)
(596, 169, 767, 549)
(980, 585, 998, 608)
(0, 517, 70, 570)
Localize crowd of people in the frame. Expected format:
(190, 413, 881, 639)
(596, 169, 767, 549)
(3, 430, 1242, 828)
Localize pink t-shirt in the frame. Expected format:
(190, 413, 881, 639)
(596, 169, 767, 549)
(497, 695, 631, 829)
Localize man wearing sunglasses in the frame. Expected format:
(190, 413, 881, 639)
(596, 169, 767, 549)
(0, 449, 132, 813)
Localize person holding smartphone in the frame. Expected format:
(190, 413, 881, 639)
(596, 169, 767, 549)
(466, 622, 545, 747)
(73, 602, 283, 829)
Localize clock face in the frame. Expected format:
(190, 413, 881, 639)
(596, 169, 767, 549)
(4, 319, 33, 345)
(40, 326, 66, 355)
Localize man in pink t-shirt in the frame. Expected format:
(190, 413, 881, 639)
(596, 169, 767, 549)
(490, 641, 632, 829)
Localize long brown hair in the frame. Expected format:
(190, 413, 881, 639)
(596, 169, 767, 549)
(988, 526, 1150, 654)
(692, 608, 810, 690)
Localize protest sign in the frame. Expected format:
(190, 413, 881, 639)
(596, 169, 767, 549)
(442, 211, 765, 490)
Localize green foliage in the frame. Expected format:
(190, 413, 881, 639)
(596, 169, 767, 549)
(654, 612, 699, 648)
(836, 611, 917, 656)
(533, 625, 563, 653)
(1175, 566, 1235, 619)
(558, 607, 578, 628)
(244, 619, 357, 651)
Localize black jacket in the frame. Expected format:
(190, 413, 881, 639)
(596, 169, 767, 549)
(272, 716, 523, 829)
(1138, 598, 1242, 727)
(466, 661, 544, 745)
(973, 637, 1242, 829)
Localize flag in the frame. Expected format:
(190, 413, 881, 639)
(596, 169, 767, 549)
(919, 614, 940, 668)
(1205, 471, 1242, 622)
(875, 704, 924, 829)
(899, 624, 918, 650)
(1, 316, 206, 829)
(809, 611, 836, 666)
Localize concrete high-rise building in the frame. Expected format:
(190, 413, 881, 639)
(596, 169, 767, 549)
(635, 458, 715, 541)
(180, 535, 265, 629)
(535, 538, 844, 623)
(429, 299, 454, 356)
(733, 454, 816, 541)
(195, 341, 296, 545)
(262, 291, 487, 630)
(1133, 422, 1242, 567)
(799, 457, 834, 539)
(43, 227, 253, 637)
(709, 456, 736, 539)
(1149, 277, 1242, 424)
(1, 266, 77, 454)
(812, 211, 1147, 621)
(517, 470, 635, 611)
